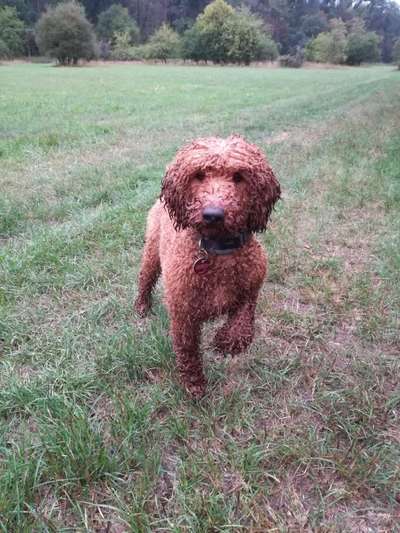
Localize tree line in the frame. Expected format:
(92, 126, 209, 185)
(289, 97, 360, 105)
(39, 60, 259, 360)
(1, 0, 400, 66)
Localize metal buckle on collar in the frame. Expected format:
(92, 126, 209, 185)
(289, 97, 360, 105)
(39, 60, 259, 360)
(193, 242, 212, 274)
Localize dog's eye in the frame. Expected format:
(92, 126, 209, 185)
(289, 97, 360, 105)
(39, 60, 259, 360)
(233, 172, 244, 184)
(194, 171, 205, 182)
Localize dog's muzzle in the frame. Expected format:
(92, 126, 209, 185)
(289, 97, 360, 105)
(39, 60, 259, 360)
(202, 206, 225, 224)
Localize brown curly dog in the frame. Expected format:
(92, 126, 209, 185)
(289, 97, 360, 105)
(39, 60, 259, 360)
(135, 135, 280, 397)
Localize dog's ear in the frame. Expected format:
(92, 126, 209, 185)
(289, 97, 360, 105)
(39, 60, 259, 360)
(160, 161, 189, 230)
(247, 162, 281, 233)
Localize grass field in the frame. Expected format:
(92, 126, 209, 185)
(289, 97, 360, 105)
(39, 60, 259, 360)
(1, 62, 400, 531)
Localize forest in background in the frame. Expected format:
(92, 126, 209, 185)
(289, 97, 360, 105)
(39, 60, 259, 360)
(1, 0, 400, 61)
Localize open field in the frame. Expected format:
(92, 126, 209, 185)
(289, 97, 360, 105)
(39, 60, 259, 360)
(0, 63, 400, 531)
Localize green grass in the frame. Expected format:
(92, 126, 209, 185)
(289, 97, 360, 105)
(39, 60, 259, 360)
(1, 62, 400, 531)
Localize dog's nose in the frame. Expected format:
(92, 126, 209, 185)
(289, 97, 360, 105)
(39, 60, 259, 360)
(203, 206, 225, 224)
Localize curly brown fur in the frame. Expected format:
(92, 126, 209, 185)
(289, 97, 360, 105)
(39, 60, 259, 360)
(135, 135, 280, 398)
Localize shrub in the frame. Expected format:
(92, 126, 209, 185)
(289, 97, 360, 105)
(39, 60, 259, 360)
(280, 48, 304, 68)
(96, 4, 139, 45)
(109, 31, 145, 61)
(182, 0, 278, 65)
(182, 24, 205, 62)
(308, 19, 347, 64)
(194, 0, 236, 63)
(393, 39, 400, 69)
(255, 34, 279, 62)
(306, 32, 331, 62)
(109, 31, 131, 60)
(304, 38, 314, 61)
(144, 24, 181, 62)
(125, 46, 146, 61)
(35, 1, 98, 65)
(345, 30, 380, 65)
(226, 7, 278, 64)
(0, 6, 25, 57)
(0, 38, 10, 60)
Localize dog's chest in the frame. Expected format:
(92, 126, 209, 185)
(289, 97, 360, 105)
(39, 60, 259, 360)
(161, 235, 266, 319)
(210, 282, 235, 312)
(194, 258, 245, 313)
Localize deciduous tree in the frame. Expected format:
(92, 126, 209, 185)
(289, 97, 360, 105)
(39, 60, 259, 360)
(391, 37, 400, 67)
(35, 1, 98, 65)
(307, 18, 347, 63)
(182, 0, 278, 64)
(195, 0, 236, 63)
(144, 23, 181, 62)
(0, 6, 25, 57)
(345, 21, 380, 64)
(226, 7, 278, 64)
(96, 4, 139, 44)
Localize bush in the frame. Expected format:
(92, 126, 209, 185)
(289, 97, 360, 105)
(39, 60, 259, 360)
(0, 38, 10, 60)
(226, 7, 278, 64)
(306, 32, 331, 62)
(304, 39, 314, 61)
(182, 24, 205, 62)
(109, 31, 131, 60)
(345, 31, 380, 65)
(35, 1, 98, 65)
(0, 6, 25, 57)
(182, 0, 278, 65)
(255, 34, 279, 62)
(109, 31, 145, 61)
(393, 39, 400, 69)
(144, 24, 181, 62)
(280, 48, 304, 68)
(126, 46, 146, 61)
(96, 5, 139, 45)
(193, 0, 235, 64)
(307, 19, 347, 64)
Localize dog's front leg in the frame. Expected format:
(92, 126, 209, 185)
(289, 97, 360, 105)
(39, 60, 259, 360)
(170, 314, 206, 398)
(214, 296, 258, 356)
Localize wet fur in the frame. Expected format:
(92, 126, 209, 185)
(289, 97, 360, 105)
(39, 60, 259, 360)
(135, 135, 280, 397)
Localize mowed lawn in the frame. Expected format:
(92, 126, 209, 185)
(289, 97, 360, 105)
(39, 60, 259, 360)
(0, 62, 399, 531)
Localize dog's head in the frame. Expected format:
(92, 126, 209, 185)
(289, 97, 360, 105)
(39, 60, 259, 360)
(160, 135, 280, 236)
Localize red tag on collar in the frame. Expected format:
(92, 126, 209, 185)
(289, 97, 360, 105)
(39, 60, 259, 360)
(193, 257, 210, 274)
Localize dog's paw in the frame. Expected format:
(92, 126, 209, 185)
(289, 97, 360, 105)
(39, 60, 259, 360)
(180, 374, 207, 399)
(134, 298, 151, 318)
(186, 381, 206, 400)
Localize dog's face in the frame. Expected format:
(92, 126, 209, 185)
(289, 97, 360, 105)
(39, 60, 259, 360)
(161, 135, 280, 236)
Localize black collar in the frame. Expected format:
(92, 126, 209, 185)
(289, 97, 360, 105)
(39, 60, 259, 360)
(199, 231, 251, 256)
